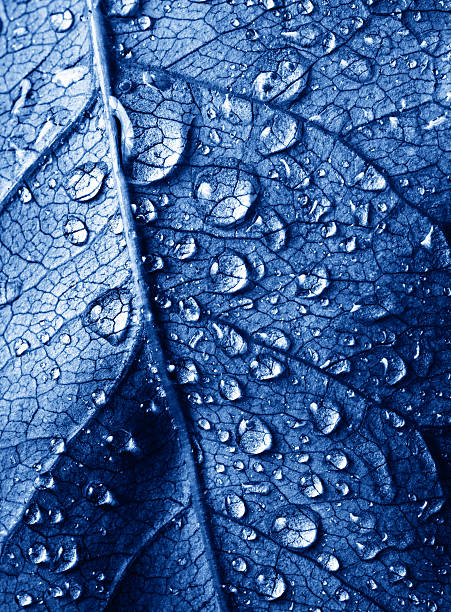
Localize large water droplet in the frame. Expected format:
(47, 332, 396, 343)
(225, 493, 246, 519)
(255, 567, 287, 601)
(271, 505, 319, 550)
(298, 265, 330, 298)
(50, 9, 74, 32)
(380, 353, 407, 386)
(63, 216, 89, 246)
(196, 168, 257, 228)
(210, 254, 249, 293)
(309, 402, 341, 435)
(66, 163, 105, 202)
(86, 482, 116, 506)
(249, 354, 284, 380)
(28, 543, 48, 564)
(237, 417, 272, 454)
(85, 289, 131, 345)
(258, 114, 299, 155)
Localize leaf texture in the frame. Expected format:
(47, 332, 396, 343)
(0, 0, 449, 611)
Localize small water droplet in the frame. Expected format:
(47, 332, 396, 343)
(175, 360, 199, 384)
(14, 338, 29, 356)
(299, 473, 323, 497)
(106, 0, 139, 17)
(254, 328, 290, 350)
(326, 450, 348, 470)
(253, 49, 308, 103)
(24, 503, 41, 525)
(135, 197, 157, 224)
(174, 235, 196, 260)
(92, 389, 107, 406)
(232, 557, 247, 572)
(86, 482, 116, 506)
(317, 553, 340, 572)
(259, 113, 299, 155)
(15, 593, 33, 608)
(179, 297, 200, 321)
(335, 587, 350, 602)
(212, 323, 247, 356)
(54, 540, 78, 573)
(85, 289, 131, 345)
(237, 417, 272, 454)
(225, 493, 246, 519)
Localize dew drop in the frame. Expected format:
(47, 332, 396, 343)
(326, 450, 348, 470)
(24, 503, 41, 525)
(255, 567, 287, 601)
(299, 473, 323, 497)
(105, 0, 139, 17)
(225, 493, 246, 519)
(28, 543, 48, 564)
(54, 540, 78, 573)
(63, 216, 88, 246)
(50, 9, 74, 32)
(66, 163, 105, 202)
(179, 297, 200, 321)
(249, 354, 284, 380)
(356, 166, 386, 191)
(237, 417, 272, 455)
(271, 505, 319, 550)
(264, 212, 286, 251)
(380, 354, 407, 386)
(197, 168, 257, 228)
(14, 338, 30, 356)
(259, 114, 299, 155)
(335, 587, 350, 602)
(86, 482, 116, 506)
(212, 323, 247, 356)
(254, 328, 290, 350)
(175, 359, 199, 384)
(135, 198, 157, 224)
(92, 389, 106, 406)
(253, 49, 308, 103)
(317, 553, 340, 572)
(219, 376, 242, 401)
(174, 235, 196, 260)
(15, 593, 33, 608)
(298, 266, 330, 298)
(309, 402, 341, 435)
(85, 289, 131, 345)
(232, 557, 247, 572)
(210, 254, 249, 294)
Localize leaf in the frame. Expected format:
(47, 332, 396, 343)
(0, 0, 449, 610)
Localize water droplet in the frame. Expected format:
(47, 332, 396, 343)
(271, 505, 319, 550)
(135, 198, 158, 224)
(259, 113, 299, 154)
(353, 532, 383, 560)
(253, 49, 308, 103)
(54, 540, 78, 573)
(53, 65, 89, 88)
(299, 473, 323, 497)
(109, 96, 135, 160)
(50, 9, 74, 32)
(389, 563, 407, 582)
(137, 15, 152, 30)
(212, 323, 247, 356)
(356, 166, 386, 191)
(15, 593, 33, 608)
(309, 402, 341, 435)
(174, 235, 196, 260)
(237, 417, 272, 454)
(210, 254, 249, 293)
(255, 567, 287, 601)
(232, 557, 247, 572)
(85, 289, 131, 345)
(92, 389, 107, 406)
(197, 168, 257, 228)
(0, 279, 22, 305)
(106, 0, 139, 17)
(326, 450, 348, 470)
(225, 493, 246, 519)
(198, 418, 211, 430)
(317, 553, 340, 572)
(249, 354, 284, 380)
(298, 266, 330, 298)
(179, 297, 200, 321)
(264, 212, 286, 251)
(380, 354, 407, 386)
(335, 587, 350, 602)
(28, 543, 48, 564)
(66, 163, 105, 202)
(63, 216, 88, 246)
(24, 503, 41, 525)
(219, 376, 242, 401)
(254, 328, 290, 350)
(14, 338, 29, 356)
(175, 359, 199, 384)
(86, 482, 116, 506)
